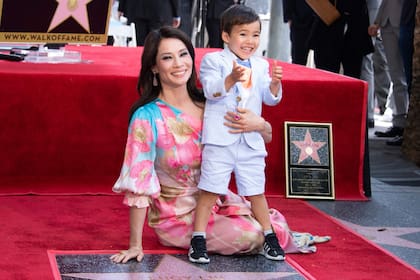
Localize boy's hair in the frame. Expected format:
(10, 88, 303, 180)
(220, 4, 261, 34)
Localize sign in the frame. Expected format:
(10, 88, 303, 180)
(0, 0, 112, 44)
(285, 121, 335, 199)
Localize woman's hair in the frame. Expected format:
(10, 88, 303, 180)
(129, 26, 205, 120)
(220, 4, 261, 34)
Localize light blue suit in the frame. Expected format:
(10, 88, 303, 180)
(198, 48, 282, 196)
(200, 48, 282, 151)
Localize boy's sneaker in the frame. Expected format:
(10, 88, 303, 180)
(188, 236, 210, 264)
(261, 233, 285, 261)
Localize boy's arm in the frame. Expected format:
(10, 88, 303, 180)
(261, 60, 282, 105)
(200, 54, 235, 101)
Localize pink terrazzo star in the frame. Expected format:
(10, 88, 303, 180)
(292, 129, 326, 164)
(48, 0, 93, 32)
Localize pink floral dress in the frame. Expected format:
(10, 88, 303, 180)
(113, 99, 329, 255)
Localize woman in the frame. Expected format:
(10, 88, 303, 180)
(110, 26, 329, 263)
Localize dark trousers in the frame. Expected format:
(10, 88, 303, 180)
(399, 22, 415, 95)
(133, 19, 167, 46)
(206, 18, 224, 48)
(314, 47, 364, 79)
(289, 26, 312, 65)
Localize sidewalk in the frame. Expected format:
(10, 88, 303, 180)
(309, 113, 420, 270)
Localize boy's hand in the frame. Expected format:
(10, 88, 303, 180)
(270, 60, 282, 95)
(225, 60, 248, 91)
(230, 60, 248, 82)
(271, 60, 282, 85)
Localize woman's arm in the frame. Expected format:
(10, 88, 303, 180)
(224, 107, 273, 143)
(110, 206, 147, 263)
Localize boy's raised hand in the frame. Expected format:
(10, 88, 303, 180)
(271, 60, 283, 85)
(231, 60, 248, 82)
(225, 60, 248, 91)
(270, 60, 282, 96)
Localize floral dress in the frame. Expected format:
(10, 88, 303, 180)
(113, 99, 329, 255)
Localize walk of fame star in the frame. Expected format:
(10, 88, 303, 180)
(292, 129, 326, 164)
(48, 0, 93, 32)
(54, 253, 303, 279)
(62, 255, 299, 279)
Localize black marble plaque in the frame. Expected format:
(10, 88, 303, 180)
(284, 122, 335, 199)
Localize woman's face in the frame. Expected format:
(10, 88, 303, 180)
(153, 38, 193, 90)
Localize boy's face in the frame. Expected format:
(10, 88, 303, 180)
(222, 21, 261, 60)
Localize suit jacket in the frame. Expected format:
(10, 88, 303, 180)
(200, 48, 281, 150)
(206, 0, 236, 20)
(400, 0, 416, 25)
(119, 0, 179, 23)
(374, 0, 403, 27)
(283, 0, 314, 28)
(308, 0, 373, 57)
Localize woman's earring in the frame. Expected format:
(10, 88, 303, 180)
(153, 72, 158, 87)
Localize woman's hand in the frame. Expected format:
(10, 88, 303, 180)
(224, 107, 265, 133)
(110, 246, 144, 263)
(224, 107, 272, 143)
(110, 206, 147, 263)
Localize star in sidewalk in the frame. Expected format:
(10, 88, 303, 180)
(292, 129, 326, 164)
(337, 218, 420, 250)
(48, 0, 93, 32)
(62, 255, 300, 279)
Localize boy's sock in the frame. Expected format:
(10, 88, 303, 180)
(263, 228, 274, 236)
(192, 231, 206, 238)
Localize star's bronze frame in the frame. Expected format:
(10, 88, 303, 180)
(284, 121, 335, 200)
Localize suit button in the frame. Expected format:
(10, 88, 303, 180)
(236, 96, 242, 102)
(213, 92, 222, 97)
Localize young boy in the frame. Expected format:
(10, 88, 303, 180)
(189, 4, 284, 263)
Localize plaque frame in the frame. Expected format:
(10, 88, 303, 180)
(284, 121, 335, 200)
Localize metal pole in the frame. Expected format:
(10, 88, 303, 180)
(267, 0, 290, 61)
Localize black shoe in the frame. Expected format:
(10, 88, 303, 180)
(260, 233, 285, 261)
(368, 119, 375, 128)
(188, 236, 209, 264)
(386, 135, 403, 146)
(374, 126, 404, 138)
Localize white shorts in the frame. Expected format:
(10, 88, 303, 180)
(198, 138, 267, 196)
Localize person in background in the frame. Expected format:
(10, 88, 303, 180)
(282, 0, 315, 65)
(382, 0, 416, 146)
(369, 0, 409, 146)
(373, 34, 392, 117)
(399, 0, 416, 96)
(189, 5, 284, 264)
(206, 0, 243, 48)
(179, 0, 194, 38)
(308, 0, 374, 79)
(118, 0, 181, 46)
(110, 26, 329, 264)
(360, 0, 381, 128)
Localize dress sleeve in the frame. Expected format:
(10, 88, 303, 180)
(112, 105, 161, 207)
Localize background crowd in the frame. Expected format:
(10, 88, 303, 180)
(113, 0, 416, 145)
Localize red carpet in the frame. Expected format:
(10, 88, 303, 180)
(1, 45, 369, 200)
(0, 194, 417, 280)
